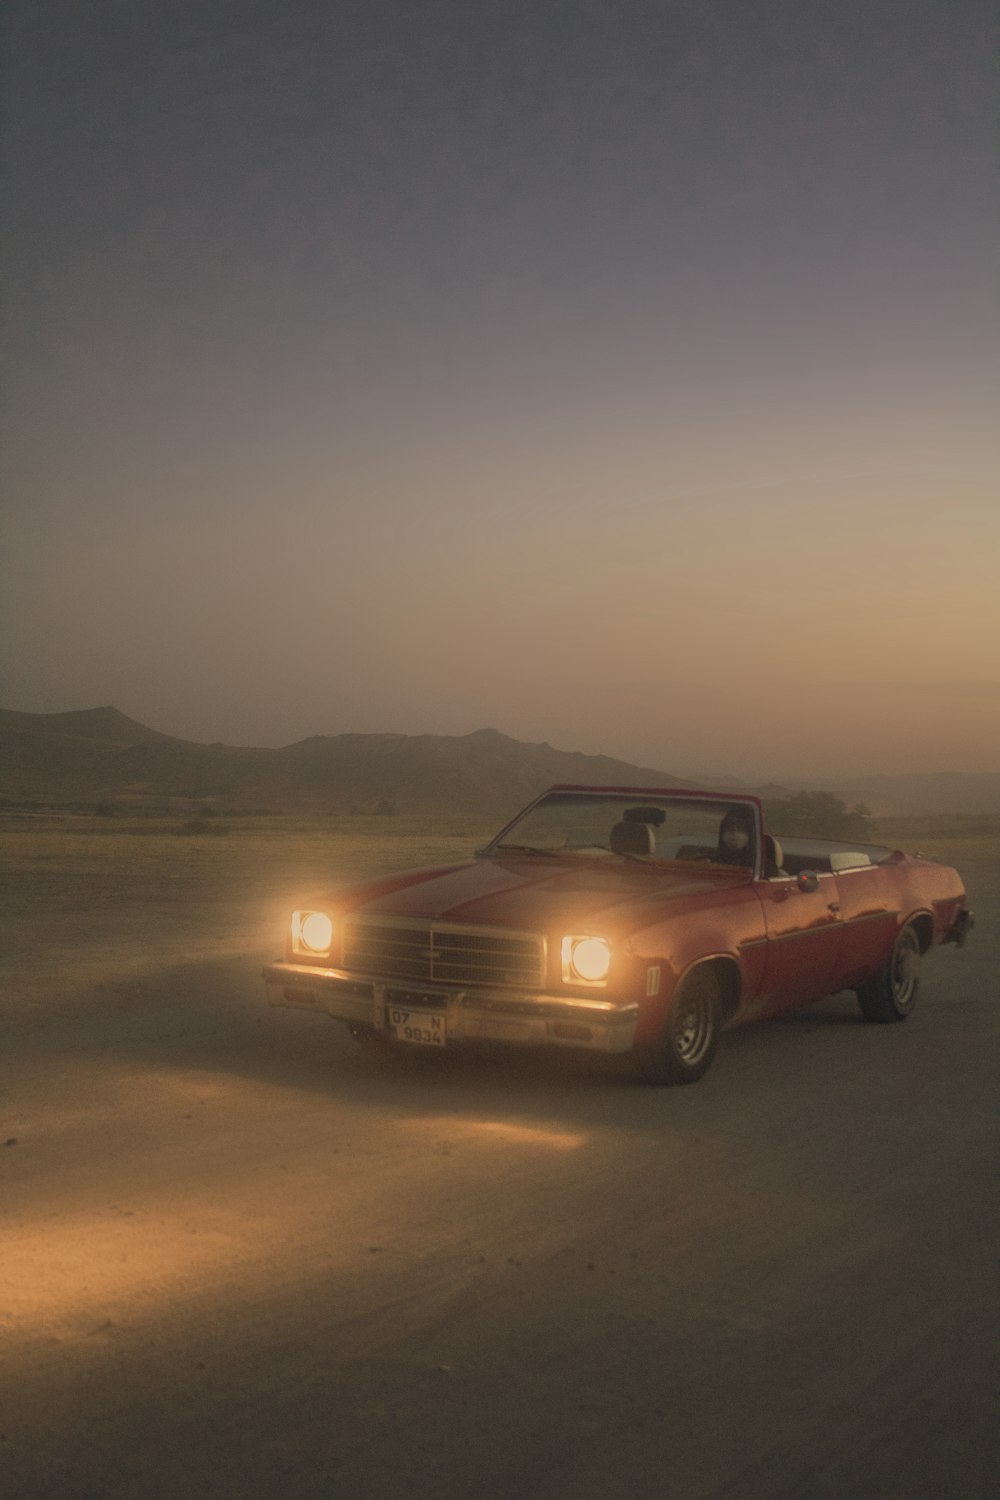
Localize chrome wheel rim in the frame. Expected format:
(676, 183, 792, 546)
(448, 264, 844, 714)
(891, 931, 920, 1008)
(671, 990, 714, 1066)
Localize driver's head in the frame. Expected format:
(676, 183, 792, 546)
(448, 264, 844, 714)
(718, 807, 754, 862)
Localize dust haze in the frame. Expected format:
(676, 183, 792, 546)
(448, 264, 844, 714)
(4, 0, 998, 1492)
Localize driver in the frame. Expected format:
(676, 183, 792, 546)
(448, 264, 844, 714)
(717, 807, 755, 868)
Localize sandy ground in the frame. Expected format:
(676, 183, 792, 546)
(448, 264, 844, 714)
(1, 824, 997, 1499)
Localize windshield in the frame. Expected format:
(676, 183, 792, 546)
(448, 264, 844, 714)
(488, 791, 758, 869)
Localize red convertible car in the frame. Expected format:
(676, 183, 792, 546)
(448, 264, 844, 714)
(263, 786, 972, 1084)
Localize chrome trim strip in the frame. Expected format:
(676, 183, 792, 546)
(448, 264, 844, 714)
(346, 913, 543, 942)
(744, 924, 840, 948)
(742, 908, 891, 950)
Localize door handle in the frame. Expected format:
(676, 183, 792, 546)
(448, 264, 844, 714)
(828, 901, 841, 913)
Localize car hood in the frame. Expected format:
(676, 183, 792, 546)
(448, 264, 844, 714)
(344, 854, 747, 933)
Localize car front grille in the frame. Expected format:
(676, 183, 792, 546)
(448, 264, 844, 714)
(342, 918, 545, 989)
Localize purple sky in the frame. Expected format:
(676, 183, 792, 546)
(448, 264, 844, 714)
(4, 0, 997, 778)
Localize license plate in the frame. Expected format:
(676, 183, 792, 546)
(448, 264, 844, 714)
(386, 1007, 446, 1047)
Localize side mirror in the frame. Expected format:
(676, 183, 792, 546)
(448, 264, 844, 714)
(797, 871, 820, 893)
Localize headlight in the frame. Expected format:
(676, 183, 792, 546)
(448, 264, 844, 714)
(292, 910, 334, 956)
(561, 935, 612, 985)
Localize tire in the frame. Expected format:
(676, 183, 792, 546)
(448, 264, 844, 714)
(633, 967, 720, 1085)
(857, 924, 921, 1023)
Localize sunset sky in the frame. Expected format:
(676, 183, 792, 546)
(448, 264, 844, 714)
(4, 0, 997, 780)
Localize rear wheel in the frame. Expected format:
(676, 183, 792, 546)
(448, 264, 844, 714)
(633, 968, 720, 1085)
(857, 924, 921, 1023)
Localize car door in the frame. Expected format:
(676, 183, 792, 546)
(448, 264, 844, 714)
(753, 869, 844, 1017)
(829, 862, 898, 989)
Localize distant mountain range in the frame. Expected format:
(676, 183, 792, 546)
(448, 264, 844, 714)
(1, 706, 998, 817)
(0, 706, 702, 815)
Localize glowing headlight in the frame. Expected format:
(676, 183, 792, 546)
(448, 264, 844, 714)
(292, 910, 334, 955)
(561, 935, 612, 985)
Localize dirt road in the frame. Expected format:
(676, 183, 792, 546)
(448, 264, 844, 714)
(2, 839, 997, 1499)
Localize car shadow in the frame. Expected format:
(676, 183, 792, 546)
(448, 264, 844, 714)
(7, 940, 938, 1150)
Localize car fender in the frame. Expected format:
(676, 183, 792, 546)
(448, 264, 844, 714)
(630, 950, 744, 1045)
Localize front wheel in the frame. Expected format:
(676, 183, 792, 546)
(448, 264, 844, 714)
(857, 924, 921, 1023)
(633, 968, 720, 1085)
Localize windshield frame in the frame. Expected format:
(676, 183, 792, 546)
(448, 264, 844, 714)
(482, 784, 764, 878)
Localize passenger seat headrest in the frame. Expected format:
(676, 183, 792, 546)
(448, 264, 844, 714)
(609, 820, 654, 857)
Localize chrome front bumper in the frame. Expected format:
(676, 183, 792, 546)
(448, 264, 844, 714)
(263, 961, 639, 1053)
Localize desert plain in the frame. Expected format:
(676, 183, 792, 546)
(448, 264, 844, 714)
(1, 810, 997, 1499)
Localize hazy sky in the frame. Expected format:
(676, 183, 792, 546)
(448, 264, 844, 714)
(4, 0, 997, 779)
